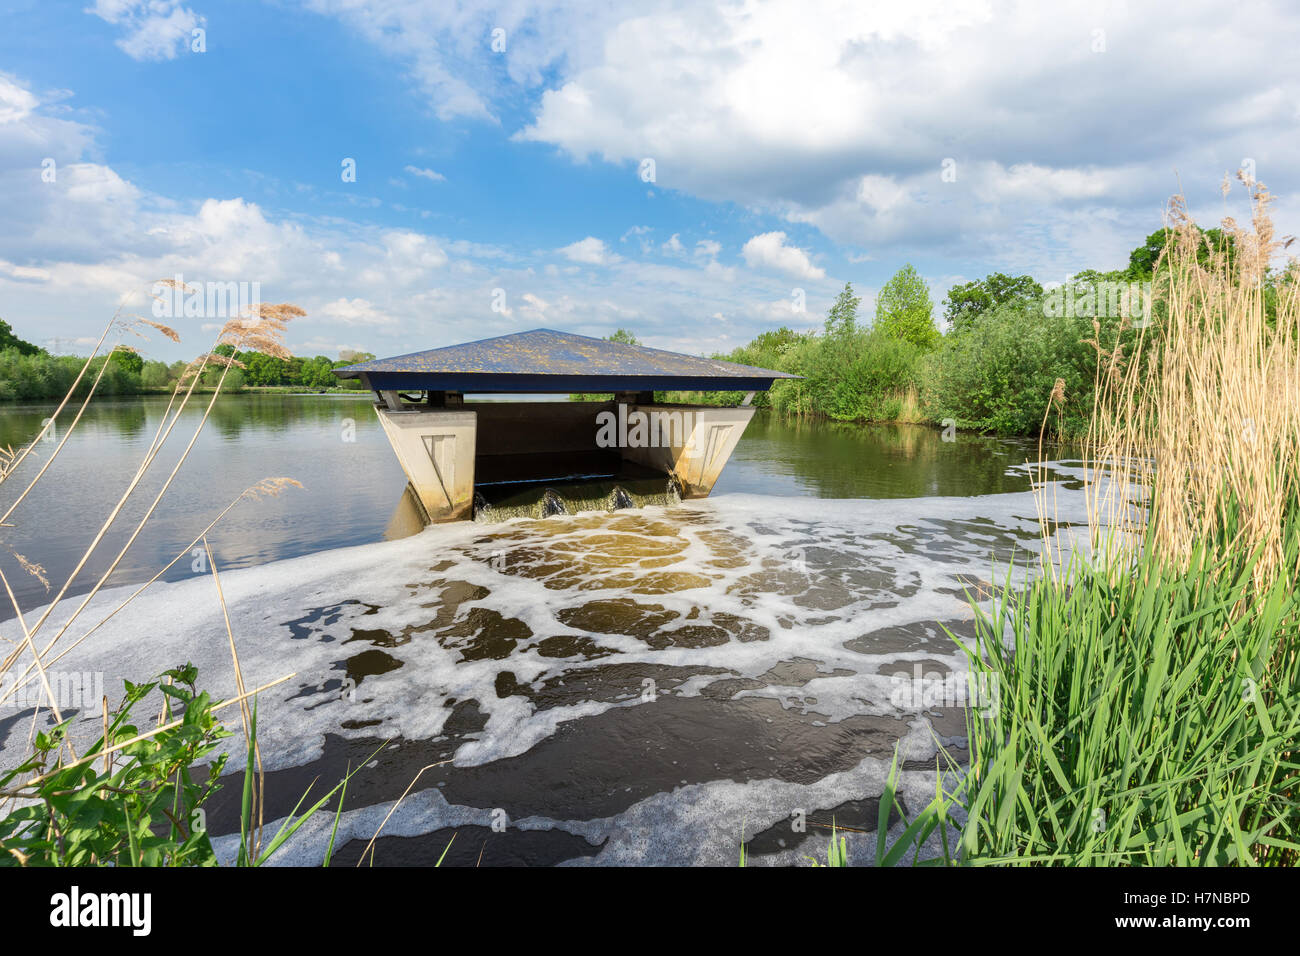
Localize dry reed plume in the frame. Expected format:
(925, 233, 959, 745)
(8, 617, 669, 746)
(0, 284, 310, 862)
(1080, 174, 1300, 593)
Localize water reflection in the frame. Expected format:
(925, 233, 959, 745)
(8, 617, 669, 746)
(0, 396, 1050, 618)
(719, 416, 1043, 499)
(0, 394, 398, 617)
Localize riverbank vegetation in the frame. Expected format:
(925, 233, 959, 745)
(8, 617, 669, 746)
(0, 294, 366, 866)
(665, 219, 1292, 439)
(0, 322, 370, 401)
(869, 179, 1300, 865)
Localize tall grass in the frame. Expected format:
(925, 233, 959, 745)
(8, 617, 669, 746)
(948, 511, 1300, 864)
(1084, 176, 1300, 591)
(864, 179, 1300, 867)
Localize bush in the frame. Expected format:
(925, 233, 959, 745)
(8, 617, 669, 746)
(141, 359, 172, 389)
(790, 327, 922, 421)
(0, 349, 146, 401)
(0, 665, 232, 866)
(919, 301, 1100, 436)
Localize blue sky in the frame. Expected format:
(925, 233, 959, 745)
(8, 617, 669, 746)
(0, 0, 1297, 362)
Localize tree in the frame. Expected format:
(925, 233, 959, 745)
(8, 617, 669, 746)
(943, 273, 1043, 332)
(824, 283, 860, 337)
(240, 351, 285, 386)
(1126, 229, 1171, 277)
(300, 356, 336, 388)
(875, 265, 939, 350)
(0, 318, 41, 356)
(1126, 226, 1236, 278)
(141, 360, 172, 388)
(607, 329, 639, 345)
(109, 347, 144, 375)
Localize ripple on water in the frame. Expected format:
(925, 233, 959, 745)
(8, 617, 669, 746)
(3, 483, 1092, 865)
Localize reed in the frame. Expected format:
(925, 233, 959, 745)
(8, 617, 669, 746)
(1083, 174, 1300, 593)
(0, 283, 338, 865)
(978, 179, 1299, 865)
(869, 178, 1300, 867)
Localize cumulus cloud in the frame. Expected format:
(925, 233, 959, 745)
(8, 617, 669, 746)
(319, 297, 395, 326)
(0, 76, 38, 124)
(559, 236, 619, 266)
(741, 232, 825, 280)
(279, 0, 1300, 272)
(298, 0, 641, 121)
(0, 76, 823, 362)
(89, 1, 204, 61)
(503, 0, 1300, 265)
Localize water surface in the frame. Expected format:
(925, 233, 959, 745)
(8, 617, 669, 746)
(0, 395, 1082, 866)
(0, 395, 1044, 613)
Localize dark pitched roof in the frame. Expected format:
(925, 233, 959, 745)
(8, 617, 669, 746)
(333, 328, 798, 393)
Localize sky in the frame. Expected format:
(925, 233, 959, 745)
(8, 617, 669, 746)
(0, 0, 1296, 363)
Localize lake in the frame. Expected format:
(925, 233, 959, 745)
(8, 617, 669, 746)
(0, 394, 1085, 865)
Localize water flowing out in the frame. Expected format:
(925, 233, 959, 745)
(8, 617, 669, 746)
(0, 395, 1089, 865)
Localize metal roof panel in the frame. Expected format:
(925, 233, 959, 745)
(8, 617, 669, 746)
(332, 328, 799, 388)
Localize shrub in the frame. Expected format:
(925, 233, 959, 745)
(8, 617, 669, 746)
(920, 301, 1100, 437)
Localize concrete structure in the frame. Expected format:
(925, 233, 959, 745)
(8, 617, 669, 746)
(333, 329, 797, 522)
(372, 407, 477, 522)
(618, 403, 755, 499)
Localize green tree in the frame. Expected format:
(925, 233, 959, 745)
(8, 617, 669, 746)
(875, 265, 939, 350)
(1126, 229, 1171, 277)
(141, 359, 172, 389)
(607, 328, 640, 345)
(943, 273, 1043, 333)
(109, 347, 144, 376)
(240, 351, 284, 386)
(1126, 226, 1236, 278)
(300, 356, 336, 388)
(824, 283, 861, 337)
(0, 318, 41, 356)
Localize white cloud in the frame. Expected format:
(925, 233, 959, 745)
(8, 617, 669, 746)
(404, 164, 446, 182)
(298, 0, 639, 121)
(281, 0, 1300, 273)
(0, 76, 38, 124)
(558, 236, 619, 266)
(741, 232, 825, 280)
(89, 1, 204, 61)
(501, 0, 1300, 267)
(0, 74, 824, 363)
(319, 297, 394, 326)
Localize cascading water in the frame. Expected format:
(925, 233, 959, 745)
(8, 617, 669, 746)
(473, 475, 682, 522)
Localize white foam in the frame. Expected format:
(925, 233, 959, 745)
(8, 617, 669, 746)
(2, 475, 1094, 864)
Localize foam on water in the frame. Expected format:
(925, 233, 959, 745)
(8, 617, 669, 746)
(0, 470, 1094, 865)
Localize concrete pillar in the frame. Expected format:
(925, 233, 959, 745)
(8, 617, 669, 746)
(619, 404, 755, 498)
(374, 406, 477, 522)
